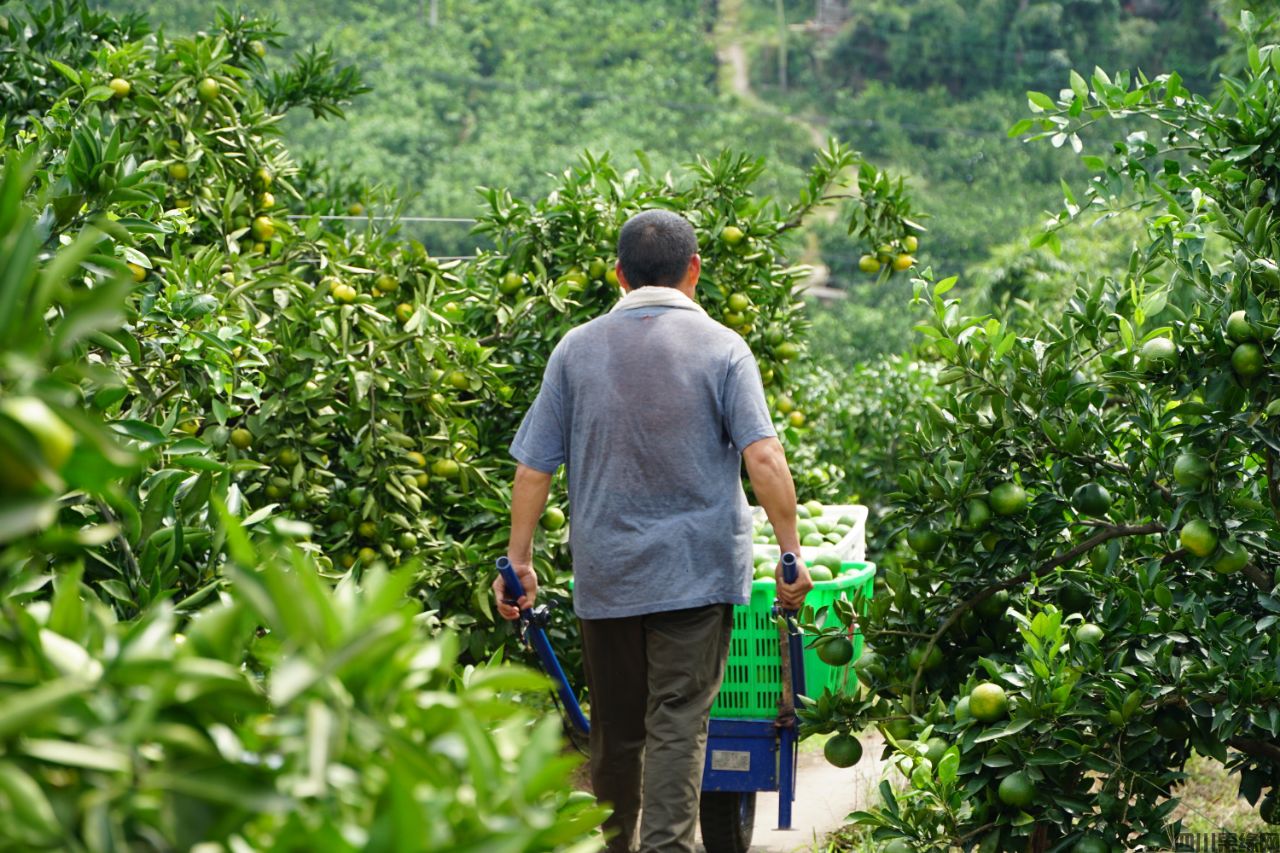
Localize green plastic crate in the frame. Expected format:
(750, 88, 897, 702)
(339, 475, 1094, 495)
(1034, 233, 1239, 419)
(711, 561, 875, 719)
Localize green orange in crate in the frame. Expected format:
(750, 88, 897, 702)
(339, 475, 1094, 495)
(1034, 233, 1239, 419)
(713, 561, 875, 719)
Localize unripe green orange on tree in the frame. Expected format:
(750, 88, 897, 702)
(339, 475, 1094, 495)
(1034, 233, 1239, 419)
(727, 292, 750, 312)
(196, 76, 220, 103)
(858, 254, 881, 274)
(605, 267, 620, 287)
(997, 771, 1036, 808)
(719, 225, 744, 245)
(167, 162, 189, 180)
(882, 840, 914, 853)
(1214, 538, 1248, 574)
(907, 644, 942, 672)
(541, 506, 566, 530)
(1261, 792, 1278, 825)
(1075, 623, 1104, 644)
(375, 274, 398, 293)
(499, 272, 523, 295)
(1227, 310, 1255, 343)
(988, 481, 1027, 516)
(823, 733, 862, 768)
(907, 524, 942, 554)
(588, 258, 608, 279)
(953, 695, 972, 722)
(969, 682, 1008, 722)
(892, 254, 915, 272)
(964, 498, 992, 530)
(1172, 451, 1210, 489)
(0, 398, 76, 473)
(229, 427, 253, 450)
(922, 736, 947, 766)
(127, 262, 147, 282)
(902, 234, 919, 252)
(395, 303, 413, 323)
(774, 341, 800, 361)
(975, 588, 1009, 619)
(1231, 342, 1265, 379)
(251, 216, 274, 241)
(1140, 336, 1177, 372)
(1070, 838, 1108, 853)
(1071, 482, 1112, 517)
(432, 458, 460, 479)
(817, 635, 854, 666)
(1179, 519, 1218, 557)
(108, 77, 131, 98)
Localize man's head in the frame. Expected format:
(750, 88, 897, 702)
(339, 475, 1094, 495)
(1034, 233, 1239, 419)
(616, 209, 700, 291)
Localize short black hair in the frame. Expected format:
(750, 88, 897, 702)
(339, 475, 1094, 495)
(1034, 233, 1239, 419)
(617, 209, 698, 289)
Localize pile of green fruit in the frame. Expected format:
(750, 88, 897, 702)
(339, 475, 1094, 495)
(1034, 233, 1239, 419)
(752, 501, 863, 581)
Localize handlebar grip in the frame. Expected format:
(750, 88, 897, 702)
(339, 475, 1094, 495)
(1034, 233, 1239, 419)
(496, 556, 525, 603)
(780, 551, 799, 585)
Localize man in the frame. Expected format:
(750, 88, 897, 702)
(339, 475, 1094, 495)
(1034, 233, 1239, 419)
(493, 209, 812, 853)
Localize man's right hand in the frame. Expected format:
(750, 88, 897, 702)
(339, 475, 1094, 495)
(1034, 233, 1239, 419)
(775, 556, 813, 611)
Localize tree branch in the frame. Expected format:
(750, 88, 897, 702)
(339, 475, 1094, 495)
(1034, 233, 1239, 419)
(1229, 737, 1280, 765)
(907, 521, 1165, 707)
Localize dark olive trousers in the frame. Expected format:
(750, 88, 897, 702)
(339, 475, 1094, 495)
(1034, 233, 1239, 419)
(579, 604, 734, 853)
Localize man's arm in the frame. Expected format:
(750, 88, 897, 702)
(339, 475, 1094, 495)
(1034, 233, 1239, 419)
(742, 436, 813, 609)
(493, 463, 553, 620)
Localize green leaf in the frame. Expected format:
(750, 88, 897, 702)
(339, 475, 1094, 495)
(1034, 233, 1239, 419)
(1069, 70, 1089, 100)
(49, 60, 82, 86)
(21, 739, 130, 773)
(1027, 91, 1056, 113)
(0, 678, 90, 739)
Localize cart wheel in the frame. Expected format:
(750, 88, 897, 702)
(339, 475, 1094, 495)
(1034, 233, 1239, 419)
(699, 790, 756, 853)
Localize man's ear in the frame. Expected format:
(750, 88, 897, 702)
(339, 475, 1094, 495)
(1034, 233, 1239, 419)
(687, 254, 702, 286)
(615, 262, 632, 292)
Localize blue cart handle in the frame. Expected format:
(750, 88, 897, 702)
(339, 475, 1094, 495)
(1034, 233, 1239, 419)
(780, 551, 799, 613)
(496, 557, 590, 735)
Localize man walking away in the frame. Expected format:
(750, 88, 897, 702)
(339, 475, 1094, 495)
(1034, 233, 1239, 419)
(493, 209, 812, 853)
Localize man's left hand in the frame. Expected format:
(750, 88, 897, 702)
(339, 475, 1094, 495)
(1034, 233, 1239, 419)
(493, 557, 538, 620)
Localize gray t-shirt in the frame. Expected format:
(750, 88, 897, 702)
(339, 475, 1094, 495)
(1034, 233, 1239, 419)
(509, 301, 776, 619)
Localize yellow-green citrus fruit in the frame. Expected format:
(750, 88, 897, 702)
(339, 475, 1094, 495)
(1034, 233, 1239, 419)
(774, 341, 800, 361)
(1140, 337, 1178, 372)
(278, 447, 300, 466)
(858, 254, 881, 274)
(989, 481, 1028, 516)
(1227, 310, 1255, 343)
(447, 371, 469, 391)
(1231, 342, 1265, 379)
(903, 234, 919, 253)
(541, 506, 567, 530)
(998, 771, 1036, 808)
(907, 644, 942, 672)
(883, 840, 914, 853)
(605, 267, 620, 287)
(1074, 623, 1104, 644)
(922, 736, 948, 765)
(788, 411, 806, 428)
(817, 636, 854, 667)
(776, 395, 795, 415)
(126, 262, 147, 282)
(229, 428, 253, 450)
(720, 225, 744, 245)
(965, 498, 992, 530)
(969, 682, 1008, 722)
(395, 303, 413, 324)
(954, 695, 972, 722)
(499, 272, 523, 294)
(255, 167, 273, 188)
(1071, 482, 1112, 517)
(333, 284, 357, 304)
(167, 162, 189, 180)
(432, 458, 460, 479)
(357, 546, 378, 564)
(1, 398, 76, 472)
(414, 472, 430, 489)
(1179, 519, 1218, 558)
(1214, 538, 1249, 575)
(823, 733, 862, 768)
(357, 521, 378, 539)
(196, 77, 220, 103)
(405, 451, 427, 468)
(892, 254, 915, 272)
(251, 216, 275, 241)
(250, 40, 267, 57)
(347, 202, 364, 216)
(728, 292, 750, 312)
(1172, 452, 1210, 489)
(588, 258, 608, 279)
(375, 274, 398, 293)
(108, 77, 132, 98)
(398, 532, 417, 550)
(884, 718, 913, 740)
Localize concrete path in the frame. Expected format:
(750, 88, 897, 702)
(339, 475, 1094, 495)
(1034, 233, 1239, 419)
(696, 732, 887, 853)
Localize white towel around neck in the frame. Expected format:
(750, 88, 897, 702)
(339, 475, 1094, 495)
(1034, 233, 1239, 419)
(609, 285, 707, 315)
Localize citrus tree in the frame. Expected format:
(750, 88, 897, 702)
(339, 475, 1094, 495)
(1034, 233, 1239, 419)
(801, 15, 1280, 850)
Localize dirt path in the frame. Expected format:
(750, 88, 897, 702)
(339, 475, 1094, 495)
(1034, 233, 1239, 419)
(696, 731, 888, 852)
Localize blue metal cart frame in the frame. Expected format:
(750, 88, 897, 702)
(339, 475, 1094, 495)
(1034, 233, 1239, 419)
(497, 554, 807, 853)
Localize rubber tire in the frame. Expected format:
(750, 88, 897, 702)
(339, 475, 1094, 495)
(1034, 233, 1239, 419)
(699, 791, 756, 853)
